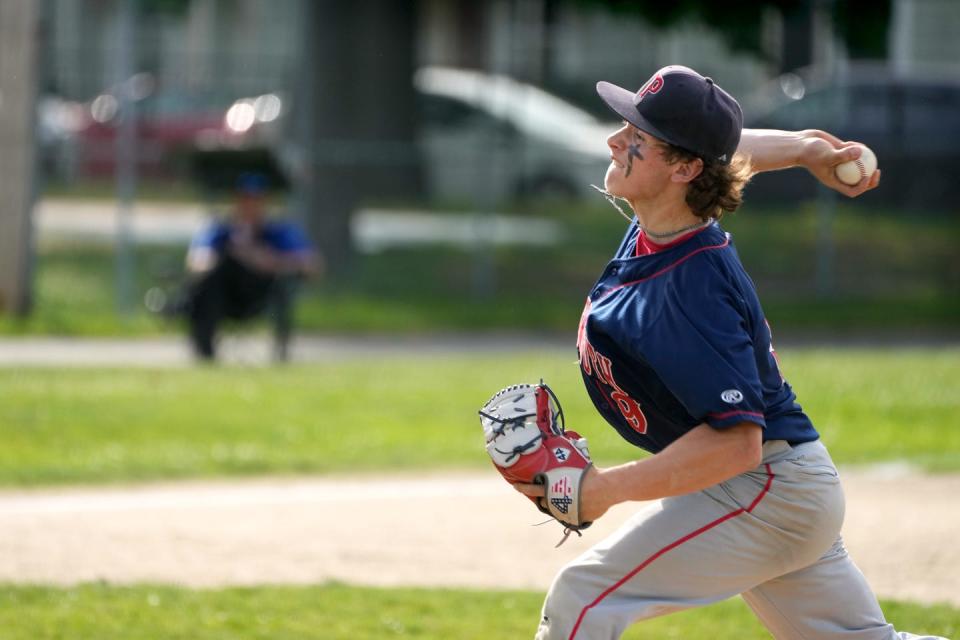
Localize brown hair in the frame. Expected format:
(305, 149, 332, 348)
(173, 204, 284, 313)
(659, 146, 753, 222)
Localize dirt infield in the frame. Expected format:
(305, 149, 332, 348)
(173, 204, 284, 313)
(0, 468, 956, 607)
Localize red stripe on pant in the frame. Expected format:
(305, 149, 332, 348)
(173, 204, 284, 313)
(567, 464, 775, 639)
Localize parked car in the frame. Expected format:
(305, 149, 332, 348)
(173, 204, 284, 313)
(741, 64, 960, 212)
(68, 76, 282, 181)
(68, 67, 616, 202)
(414, 66, 618, 204)
(259, 68, 617, 205)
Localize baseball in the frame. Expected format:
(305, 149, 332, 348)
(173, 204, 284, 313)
(834, 145, 878, 186)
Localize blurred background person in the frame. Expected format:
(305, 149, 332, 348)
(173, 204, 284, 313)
(183, 171, 321, 362)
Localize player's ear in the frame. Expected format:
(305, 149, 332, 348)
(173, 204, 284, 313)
(671, 157, 703, 184)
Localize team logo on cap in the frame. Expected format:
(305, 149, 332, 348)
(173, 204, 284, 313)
(635, 74, 664, 102)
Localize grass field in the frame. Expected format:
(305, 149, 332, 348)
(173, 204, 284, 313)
(3, 348, 958, 637)
(1, 347, 957, 486)
(0, 583, 956, 639)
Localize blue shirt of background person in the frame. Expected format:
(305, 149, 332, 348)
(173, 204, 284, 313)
(187, 172, 317, 276)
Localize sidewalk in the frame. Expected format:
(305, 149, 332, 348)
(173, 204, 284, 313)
(34, 199, 563, 252)
(0, 333, 572, 367)
(2, 331, 956, 368)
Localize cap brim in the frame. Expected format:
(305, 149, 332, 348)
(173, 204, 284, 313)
(595, 81, 677, 148)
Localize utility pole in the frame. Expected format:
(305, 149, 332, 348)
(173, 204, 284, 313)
(0, 0, 40, 315)
(114, 0, 138, 315)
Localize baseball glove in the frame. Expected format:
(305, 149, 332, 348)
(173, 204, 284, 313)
(478, 381, 593, 536)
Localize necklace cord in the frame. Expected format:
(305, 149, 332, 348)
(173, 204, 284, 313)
(639, 218, 711, 240)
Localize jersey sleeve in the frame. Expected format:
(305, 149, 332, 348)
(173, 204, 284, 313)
(644, 258, 766, 430)
(189, 222, 228, 251)
(266, 221, 313, 252)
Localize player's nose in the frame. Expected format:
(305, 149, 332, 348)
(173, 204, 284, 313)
(606, 124, 628, 152)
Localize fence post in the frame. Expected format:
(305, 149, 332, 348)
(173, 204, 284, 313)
(113, 0, 138, 316)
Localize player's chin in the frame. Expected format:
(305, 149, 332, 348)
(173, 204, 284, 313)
(603, 167, 627, 197)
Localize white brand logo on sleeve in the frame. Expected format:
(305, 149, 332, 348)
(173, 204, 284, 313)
(721, 389, 744, 404)
(553, 447, 571, 462)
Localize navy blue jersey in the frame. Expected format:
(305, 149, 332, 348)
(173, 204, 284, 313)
(577, 220, 818, 454)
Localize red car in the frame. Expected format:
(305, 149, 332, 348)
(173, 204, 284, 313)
(73, 88, 276, 180)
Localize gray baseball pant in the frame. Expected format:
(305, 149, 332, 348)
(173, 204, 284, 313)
(534, 439, 947, 640)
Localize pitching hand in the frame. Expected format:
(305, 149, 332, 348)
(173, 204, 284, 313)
(799, 129, 880, 197)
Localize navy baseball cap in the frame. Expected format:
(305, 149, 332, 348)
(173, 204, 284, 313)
(236, 171, 269, 195)
(596, 65, 743, 165)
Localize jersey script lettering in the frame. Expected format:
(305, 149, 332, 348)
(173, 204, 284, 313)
(578, 301, 649, 434)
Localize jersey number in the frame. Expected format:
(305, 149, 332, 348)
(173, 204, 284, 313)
(611, 390, 648, 434)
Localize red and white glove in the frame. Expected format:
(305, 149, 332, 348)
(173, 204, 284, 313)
(479, 382, 592, 531)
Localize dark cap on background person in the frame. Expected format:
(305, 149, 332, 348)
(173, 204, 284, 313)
(596, 65, 743, 165)
(236, 171, 269, 195)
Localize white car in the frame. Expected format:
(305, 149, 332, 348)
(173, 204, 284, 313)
(415, 66, 617, 205)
